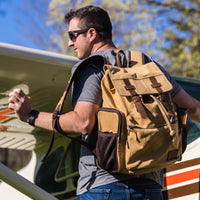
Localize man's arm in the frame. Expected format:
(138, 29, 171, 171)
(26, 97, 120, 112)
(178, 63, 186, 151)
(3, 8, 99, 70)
(173, 88, 200, 123)
(8, 89, 99, 135)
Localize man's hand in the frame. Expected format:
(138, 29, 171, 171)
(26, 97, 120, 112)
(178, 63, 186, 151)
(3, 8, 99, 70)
(8, 89, 32, 122)
(173, 88, 200, 124)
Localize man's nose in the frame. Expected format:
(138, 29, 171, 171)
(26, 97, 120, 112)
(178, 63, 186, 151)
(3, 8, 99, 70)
(68, 39, 74, 47)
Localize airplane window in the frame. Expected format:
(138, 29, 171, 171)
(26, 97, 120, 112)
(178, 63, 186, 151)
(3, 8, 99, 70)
(35, 139, 81, 195)
(0, 148, 32, 171)
(35, 146, 66, 193)
(55, 139, 81, 187)
(187, 119, 200, 144)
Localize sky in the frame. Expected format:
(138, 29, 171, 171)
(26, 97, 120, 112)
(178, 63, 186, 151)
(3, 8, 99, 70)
(0, 1, 172, 54)
(0, 0, 41, 50)
(0, 0, 168, 56)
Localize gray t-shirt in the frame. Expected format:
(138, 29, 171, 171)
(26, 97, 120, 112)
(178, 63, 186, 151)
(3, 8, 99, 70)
(72, 49, 181, 195)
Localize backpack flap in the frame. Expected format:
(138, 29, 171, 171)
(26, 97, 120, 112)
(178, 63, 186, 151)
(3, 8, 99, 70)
(104, 62, 173, 96)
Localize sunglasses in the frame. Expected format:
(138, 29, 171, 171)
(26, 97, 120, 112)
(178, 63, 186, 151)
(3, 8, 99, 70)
(68, 28, 90, 41)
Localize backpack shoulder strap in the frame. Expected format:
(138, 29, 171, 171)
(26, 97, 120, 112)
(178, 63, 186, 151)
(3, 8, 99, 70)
(129, 51, 146, 66)
(55, 55, 106, 114)
(116, 50, 145, 67)
(42, 55, 106, 161)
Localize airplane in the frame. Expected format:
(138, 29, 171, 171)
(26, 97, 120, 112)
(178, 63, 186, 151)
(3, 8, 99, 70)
(0, 42, 200, 200)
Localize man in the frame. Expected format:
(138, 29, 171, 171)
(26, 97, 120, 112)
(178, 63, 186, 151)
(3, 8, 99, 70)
(8, 5, 200, 200)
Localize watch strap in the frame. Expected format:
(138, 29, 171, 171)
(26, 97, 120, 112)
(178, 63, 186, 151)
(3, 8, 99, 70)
(28, 110, 39, 126)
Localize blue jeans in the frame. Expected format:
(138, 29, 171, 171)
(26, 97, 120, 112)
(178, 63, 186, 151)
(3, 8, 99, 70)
(77, 178, 163, 200)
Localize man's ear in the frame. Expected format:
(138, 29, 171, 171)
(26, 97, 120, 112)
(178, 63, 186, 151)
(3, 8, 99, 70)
(88, 28, 97, 42)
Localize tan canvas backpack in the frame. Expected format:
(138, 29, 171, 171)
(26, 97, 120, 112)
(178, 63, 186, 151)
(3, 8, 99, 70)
(44, 50, 186, 175)
(95, 50, 186, 174)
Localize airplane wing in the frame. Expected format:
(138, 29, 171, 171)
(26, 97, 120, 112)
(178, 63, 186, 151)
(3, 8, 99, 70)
(0, 42, 78, 155)
(0, 42, 78, 200)
(163, 75, 200, 200)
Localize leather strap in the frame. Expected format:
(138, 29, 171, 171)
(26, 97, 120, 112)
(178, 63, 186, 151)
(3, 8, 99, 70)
(117, 50, 147, 119)
(123, 79, 147, 119)
(149, 76, 173, 116)
(149, 77, 163, 93)
(116, 50, 127, 67)
(42, 55, 105, 161)
(54, 114, 95, 150)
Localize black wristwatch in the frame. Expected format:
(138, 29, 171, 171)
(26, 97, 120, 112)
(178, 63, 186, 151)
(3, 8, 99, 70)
(28, 110, 39, 126)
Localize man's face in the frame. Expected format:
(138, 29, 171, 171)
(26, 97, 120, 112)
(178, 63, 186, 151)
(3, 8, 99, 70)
(68, 18, 91, 59)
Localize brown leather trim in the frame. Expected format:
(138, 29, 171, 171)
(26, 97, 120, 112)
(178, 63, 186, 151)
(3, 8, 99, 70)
(116, 50, 127, 67)
(163, 182, 199, 199)
(165, 157, 200, 173)
(167, 150, 179, 161)
(149, 76, 163, 93)
(123, 79, 147, 119)
(125, 85, 136, 90)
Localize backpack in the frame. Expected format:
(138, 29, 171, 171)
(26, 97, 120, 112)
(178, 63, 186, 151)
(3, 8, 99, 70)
(95, 50, 186, 174)
(44, 50, 187, 175)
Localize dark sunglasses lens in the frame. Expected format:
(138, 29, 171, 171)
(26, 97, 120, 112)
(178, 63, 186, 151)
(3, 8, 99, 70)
(69, 33, 74, 40)
(68, 29, 89, 41)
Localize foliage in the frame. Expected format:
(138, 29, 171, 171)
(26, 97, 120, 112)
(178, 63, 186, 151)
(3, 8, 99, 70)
(17, 0, 200, 78)
(47, 0, 162, 57)
(16, 1, 165, 61)
(16, 0, 61, 52)
(145, 0, 200, 78)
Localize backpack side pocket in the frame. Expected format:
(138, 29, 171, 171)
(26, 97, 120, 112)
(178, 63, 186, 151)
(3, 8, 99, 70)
(96, 108, 125, 172)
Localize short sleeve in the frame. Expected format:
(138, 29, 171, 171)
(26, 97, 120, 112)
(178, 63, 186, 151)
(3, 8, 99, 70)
(72, 63, 104, 106)
(154, 61, 181, 98)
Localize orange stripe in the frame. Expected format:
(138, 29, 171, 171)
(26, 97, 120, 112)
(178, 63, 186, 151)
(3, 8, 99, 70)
(0, 109, 14, 122)
(0, 115, 10, 121)
(165, 168, 200, 186)
(0, 109, 14, 115)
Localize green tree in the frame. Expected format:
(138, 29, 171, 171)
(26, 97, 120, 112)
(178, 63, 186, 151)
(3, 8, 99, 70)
(145, 0, 200, 78)
(17, 0, 64, 52)
(17, 0, 200, 78)
(17, 1, 165, 61)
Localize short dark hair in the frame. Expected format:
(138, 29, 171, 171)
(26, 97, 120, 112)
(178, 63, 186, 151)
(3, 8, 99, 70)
(65, 5, 112, 40)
